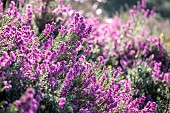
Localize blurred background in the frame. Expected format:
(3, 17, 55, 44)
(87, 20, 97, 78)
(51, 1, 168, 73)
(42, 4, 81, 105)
(66, 0, 170, 43)
(66, 0, 170, 19)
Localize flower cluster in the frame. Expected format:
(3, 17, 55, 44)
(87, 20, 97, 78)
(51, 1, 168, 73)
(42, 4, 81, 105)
(15, 88, 39, 113)
(0, 0, 170, 113)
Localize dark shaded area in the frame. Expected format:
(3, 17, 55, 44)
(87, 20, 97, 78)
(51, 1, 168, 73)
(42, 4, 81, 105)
(99, 0, 137, 17)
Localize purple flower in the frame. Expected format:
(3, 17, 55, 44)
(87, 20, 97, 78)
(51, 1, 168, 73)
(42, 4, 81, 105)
(141, 0, 146, 8)
(26, 4, 33, 24)
(10, 51, 16, 61)
(84, 45, 92, 56)
(5, 1, 19, 18)
(113, 67, 122, 78)
(129, 50, 136, 56)
(58, 25, 67, 35)
(151, 61, 162, 81)
(3, 81, 12, 92)
(141, 101, 157, 113)
(79, 108, 90, 113)
(58, 97, 66, 109)
(69, 13, 92, 40)
(15, 88, 39, 113)
(43, 22, 56, 35)
(129, 9, 135, 18)
(163, 73, 170, 84)
(97, 56, 105, 64)
(26, 87, 35, 95)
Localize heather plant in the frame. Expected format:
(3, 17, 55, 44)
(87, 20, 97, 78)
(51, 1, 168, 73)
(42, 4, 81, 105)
(85, 0, 170, 84)
(0, 0, 73, 35)
(126, 62, 170, 112)
(0, 0, 170, 113)
(83, 0, 170, 112)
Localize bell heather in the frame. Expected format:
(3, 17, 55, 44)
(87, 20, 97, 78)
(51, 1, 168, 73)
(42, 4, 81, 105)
(0, 0, 169, 113)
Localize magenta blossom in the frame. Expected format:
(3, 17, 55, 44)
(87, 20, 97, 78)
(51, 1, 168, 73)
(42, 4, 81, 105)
(59, 97, 66, 109)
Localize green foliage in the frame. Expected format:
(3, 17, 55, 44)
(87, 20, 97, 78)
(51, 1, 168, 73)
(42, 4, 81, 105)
(126, 62, 170, 112)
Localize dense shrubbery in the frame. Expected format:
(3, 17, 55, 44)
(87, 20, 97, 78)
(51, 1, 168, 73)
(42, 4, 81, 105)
(0, 0, 170, 113)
